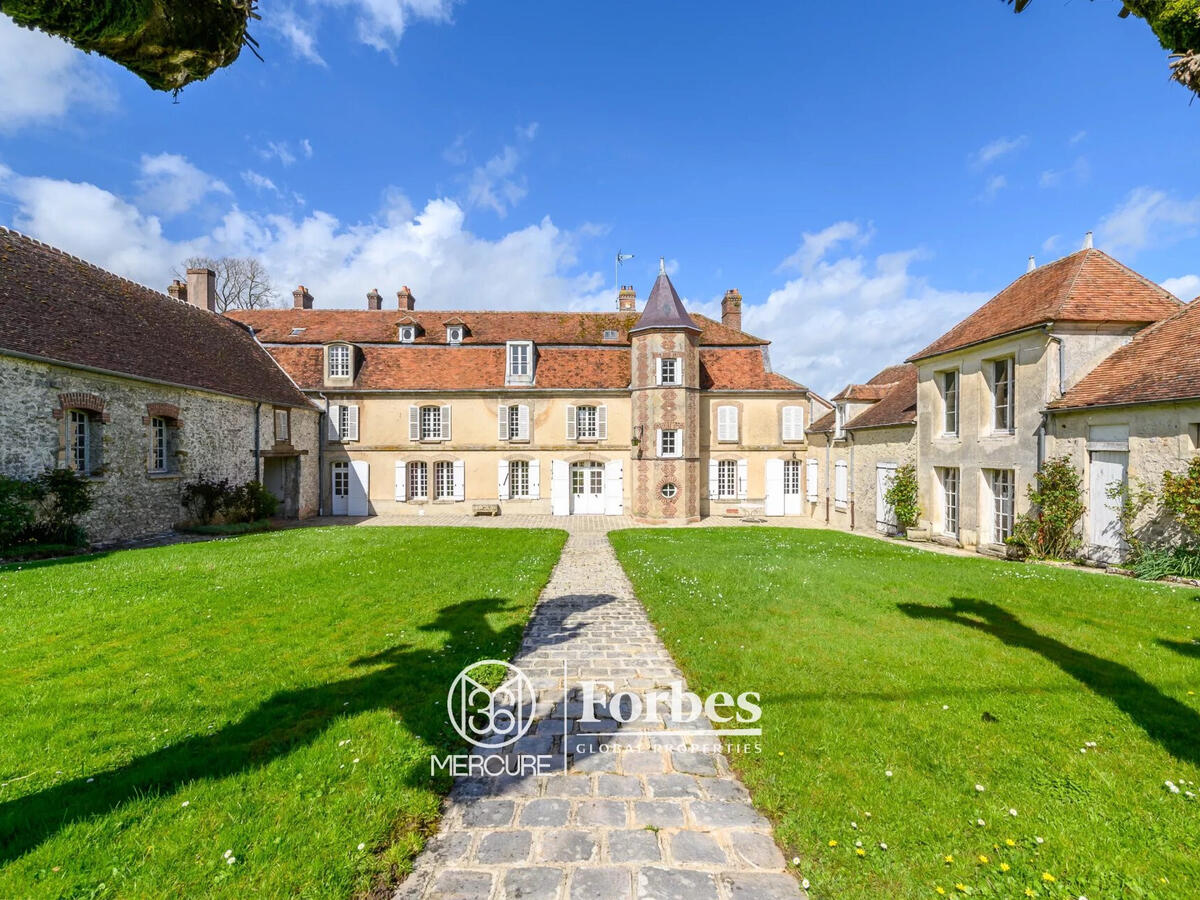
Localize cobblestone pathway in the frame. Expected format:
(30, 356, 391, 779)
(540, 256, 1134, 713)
(395, 531, 804, 900)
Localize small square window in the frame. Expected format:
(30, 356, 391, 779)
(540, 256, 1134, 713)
(658, 429, 681, 458)
(659, 357, 679, 385)
(602, 329, 619, 341)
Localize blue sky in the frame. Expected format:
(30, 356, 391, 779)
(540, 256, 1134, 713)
(1, 1, 1198, 395)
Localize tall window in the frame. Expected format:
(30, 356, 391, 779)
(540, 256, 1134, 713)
(576, 405, 598, 439)
(940, 467, 959, 536)
(942, 371, 959, 436)
(508, 405, 521, 438)
(507, 341, 533, 383)
(328, 344, 351, 378)
(834, 403, 846, 439)
(658, 428, 680, 458)
(992, 358, 1014, 432)
(717, 459, 738, 499)
(658, 357, 679, 385)
(781, 406, 805, 442)
(332, 462, 349, 498)
(150, 416, 168, 472)
(990, 469, 1015, 542)
(408, 462, 428, 500)
(783, 459, 802, 495)
(717, 405, 739, 443)
(68, 409, 92, 474)
(274, 409, 290, 442)
(420, 406, 442, 440)
(509, 460, 530, 498)
(435, 461, 454, 499)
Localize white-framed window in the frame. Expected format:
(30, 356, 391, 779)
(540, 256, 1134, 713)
(783, 459, 802, 495)
(509, 459, 531, 498)
(657, 357, 680, 385)
(717, 459, 738, 499)
(67, 409, 93, 474)
(274, 408, 289, 442)
(992, 358, 1015, 433)
(410, 404, 450, 441)
(327, 404, 359, 442)
(498, 404, 530, 442)
(989, 468, 1015, 542)
(602, 329, 619, 341)
(834, 460, 849, 509)
(940, 467, 959, 536)
(834, 403, 847, 439)
(327, 344, 351, 379)
(658, 428, 681, 458)
(399, 325, 417, 343)
(332, 461, 349, 498)
(506, 341, 534, 384)
(941, 370, 959, 436)
(421, 406, 442, 440)
(446, 325, 464, 344)
(434, 461, 455, 500)
(717, 405, 739, 443)
(781, 405, 805, 442)
(150, 416, 169, 473)
(806, 458, 819, 501)
(567, 404, 607, 441)
(339, 406, 352, 440)
(661, 482, 678, 499)
(408, 461, 428, 500)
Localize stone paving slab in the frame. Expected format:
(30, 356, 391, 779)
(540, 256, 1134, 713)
(394, 530, 805, 900)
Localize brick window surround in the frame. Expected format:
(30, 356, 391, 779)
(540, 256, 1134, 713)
(53, 392, 109, 422)
(142, 402, 182, 425)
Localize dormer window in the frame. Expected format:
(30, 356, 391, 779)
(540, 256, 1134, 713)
(834, 403, 847, 439)
(399, 325, 417, 343)
(446, 325, 464, 345)
(602, 329, 619, 341)
(290, 327, 306, 336)
(506, 341, 535, 385)
(327, 343, 352, 380)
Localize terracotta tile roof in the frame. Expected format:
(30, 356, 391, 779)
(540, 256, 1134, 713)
(699, 348, 807, 392)
(1050, 299, 1200, 410)
(909, 249, 1182, 361)
(844, 364, 917, 430)
(0, 228, 311, 408)
(229, 309, 762, 346)
(809, 410, 837, 434)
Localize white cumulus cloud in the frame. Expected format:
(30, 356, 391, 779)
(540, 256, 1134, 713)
(1162, 274, 1200, 301)
(969, 135, 1029, 169)
(1097, 187, 1200, 256)
(271, 0, 456, 61)
(0, 17, 115, 132)
(136, 154, 231, 217)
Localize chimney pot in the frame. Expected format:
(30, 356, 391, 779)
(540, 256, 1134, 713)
(721, 288, 743, 332)
(618, 284, 637, 312)
(185, 267, 217, 313)
(397, 285, 416, 310)
(1083, 231, 1094, 249)
(292, 284, 314, 309)
(167, 279, 187, 303)
(1026, 256, 1036, 273)
(367, 288, 383, 310)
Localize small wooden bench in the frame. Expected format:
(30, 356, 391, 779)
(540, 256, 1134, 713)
(472, 503, 502, 517)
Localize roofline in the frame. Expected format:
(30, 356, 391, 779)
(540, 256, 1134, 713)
(1046, 394, 1200, 414)
(1, 348, 318, 410)
(845, 419, 917, 432)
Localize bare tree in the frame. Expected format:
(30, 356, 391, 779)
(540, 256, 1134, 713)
(176, 256, 278, 313)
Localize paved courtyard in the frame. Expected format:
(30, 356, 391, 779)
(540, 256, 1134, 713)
(393, 527, 805, 900)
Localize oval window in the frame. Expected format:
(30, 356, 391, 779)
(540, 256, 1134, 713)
(661, 482, 678, 499)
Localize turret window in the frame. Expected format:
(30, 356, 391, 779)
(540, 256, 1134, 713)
(657, 357, 680, 385)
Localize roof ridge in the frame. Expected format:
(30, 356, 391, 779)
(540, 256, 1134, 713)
(1053, 248, 1091, 315)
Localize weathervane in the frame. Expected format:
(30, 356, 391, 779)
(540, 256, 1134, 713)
(616, 250, 635, 295)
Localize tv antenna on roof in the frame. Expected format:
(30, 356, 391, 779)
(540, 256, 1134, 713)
(615, 250, 635, 295)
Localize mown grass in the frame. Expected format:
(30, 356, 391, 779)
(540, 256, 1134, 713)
(0, 525, 565, 898)
(610, 527, 1200, 899)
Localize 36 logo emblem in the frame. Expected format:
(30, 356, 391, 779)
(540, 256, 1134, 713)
(447, 660, 535, 749)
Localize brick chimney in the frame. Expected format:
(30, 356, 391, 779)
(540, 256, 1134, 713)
(367, 288, 383, 310)
(185, 267, 217, 313)
(167, 279, 187, 303)
(618, 285, 637, 312)
(292, 285, 314, 309)
(721, 289, 743, 332)
(397, 285, 416, 310)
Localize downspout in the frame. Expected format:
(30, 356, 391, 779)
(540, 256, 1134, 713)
(317, 392, 329, 516)
(253, 402, 262, 481)
(848, 432, 856, 530)
(824, 439, 831, 523)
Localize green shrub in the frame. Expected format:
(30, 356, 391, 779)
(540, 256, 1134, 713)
(883, 463, 921, 531)
(0, 469, 92, 551)
(1106, 479, 1158, 562)
(182, 476, 233, 524)
(1010, 456, 1086, 560)
(229, 480, 279, 521)
(182, 476, 278, 525)
(0, 475, 42, 549)
(1161, 454, 1200, 545)
(1131, 546, 1200, 581)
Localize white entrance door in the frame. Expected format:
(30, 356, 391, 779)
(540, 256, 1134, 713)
(876, 463, 899, 534)
(348, 460, 369, 516)
(783, 459, 803, 516)
(570, 461, 606, 515)
(1090, 450, 1128, 561)
(764, 458, 784, 516)
(331, 461, 349, 515)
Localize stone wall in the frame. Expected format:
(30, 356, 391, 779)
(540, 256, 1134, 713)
(0, 354, 318, 544)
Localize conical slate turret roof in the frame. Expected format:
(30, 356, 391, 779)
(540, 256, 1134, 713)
(630, 267, 700, 334)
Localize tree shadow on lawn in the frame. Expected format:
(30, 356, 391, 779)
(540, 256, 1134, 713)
(1155, 638, 1200, 660)
(898, 597, 1200, 767)
(0, 592, 615, 864)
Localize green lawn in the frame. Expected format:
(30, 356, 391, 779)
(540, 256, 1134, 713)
(610, 528, 1200, 900)
(0, 526, 565, 898)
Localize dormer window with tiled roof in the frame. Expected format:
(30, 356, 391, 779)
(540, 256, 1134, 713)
(397, 317, 424, 344)
(326, 343, 354, 385)
(506, 340, 535, 385)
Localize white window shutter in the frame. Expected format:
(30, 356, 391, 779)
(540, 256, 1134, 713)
(408, 405, 420, 441)
(597, 405, 608, 440)
(550, 459, 569, 515)
(327, 404, 341, 441)
(528, 458, 540, 499)
(783, 406, 803, 441)
(656, 428, 664, 457)
(498, 405, 510, 441)
(718, 405, 738, 442)
(655, 358, 663, 385)
(765, 459, 785, 516)
(497, 459, 510, 500)
(565, 405, 577, 440)
(806, 459, 819, 501)
(394, 460, 406, 502)
(737, 458, 749, 500)
(346, 405, 360, 441)
(604, 459, 623, 515)
(708, 459, 719, 499)
(452, 459, 465, 500)
(440, 405, 452, 441)
(518, 404, 530, 440)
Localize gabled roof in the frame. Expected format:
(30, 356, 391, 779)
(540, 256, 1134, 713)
(629, 271, 701, 334)
(809, 364, 917, 433)
(228, 309, 758, 346)
(0, 228, 311, 408)
(1050, 299, 1200, 410)
(908, 249, 1182, 362)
